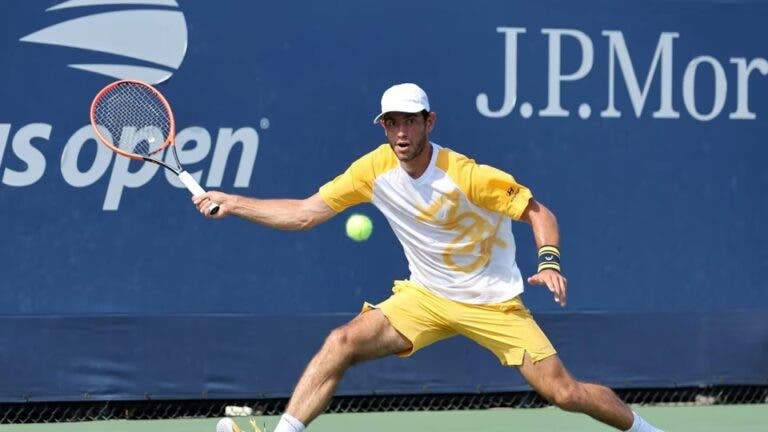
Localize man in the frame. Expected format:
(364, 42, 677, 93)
(194, 83, 663, 432)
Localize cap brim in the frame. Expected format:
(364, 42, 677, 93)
(372, 105, 428, 124)
(372, 113, 386, 124)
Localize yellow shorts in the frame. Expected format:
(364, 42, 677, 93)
(362, 280, 556, 366)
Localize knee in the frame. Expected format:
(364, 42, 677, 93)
(323, 327, 359, 365)
(548, 382, 584, 412)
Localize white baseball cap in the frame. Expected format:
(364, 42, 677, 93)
(372, 83, 430, 124)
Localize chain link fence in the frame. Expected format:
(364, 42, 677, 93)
(1, 385, 766, 424)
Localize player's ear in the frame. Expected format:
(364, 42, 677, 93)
(426, 111, 436, 132)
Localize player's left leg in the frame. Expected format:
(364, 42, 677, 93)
(451, 296, 662, 431)
(517, 352, 634, 429)
(518, 353, 663, 431)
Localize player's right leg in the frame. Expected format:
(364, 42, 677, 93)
(282, 308, 411, 428)
(277, 280, 457, 432)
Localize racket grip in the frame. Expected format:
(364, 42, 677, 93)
(179, 171, 220, 215)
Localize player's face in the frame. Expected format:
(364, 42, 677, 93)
(380, 112, 435, 162)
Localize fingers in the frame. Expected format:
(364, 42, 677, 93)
(191, 192, 205, 209)
(192, 192, 225, 218)
(528, 270, 568, 307)
(553, 274, 567, 307)
(192, 191, 212, 206)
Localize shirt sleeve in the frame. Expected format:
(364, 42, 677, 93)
(469, 163, 533, 221)
(318, 152, 376, 213)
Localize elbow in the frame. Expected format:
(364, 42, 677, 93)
(295, 195, 332, 230)
(295, 208, 322, 230)
(524, 199, 558, 225)
(544, 205, 558, 225)
(296, 216, 317, 231)
(540, 204, 559, 233)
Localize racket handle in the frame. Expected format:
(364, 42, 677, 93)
(179, 171, 220, 215)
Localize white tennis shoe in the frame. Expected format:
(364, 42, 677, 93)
(216, 417, 242, 432)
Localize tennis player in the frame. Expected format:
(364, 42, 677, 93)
(194, 83, 663, 432)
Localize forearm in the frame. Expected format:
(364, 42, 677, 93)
(227, 195, 315, 230)
(193, 190, 336, 227)
(521, 199, 567, 306)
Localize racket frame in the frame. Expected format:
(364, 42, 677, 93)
(89, 79, 219, 214)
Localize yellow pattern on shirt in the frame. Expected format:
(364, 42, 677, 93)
(415, 188, 508, 273)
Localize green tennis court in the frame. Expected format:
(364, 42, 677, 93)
(1, 405, 765, 432)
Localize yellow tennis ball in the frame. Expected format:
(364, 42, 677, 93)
(346, 213, 373, 241)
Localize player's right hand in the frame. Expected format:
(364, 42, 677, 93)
(193, 191, 230, 218)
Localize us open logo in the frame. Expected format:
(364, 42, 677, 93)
(3, 0, 263, 211)
(20, 0, 187, 84)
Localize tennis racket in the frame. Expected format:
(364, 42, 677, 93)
(89, 79, 219, 214)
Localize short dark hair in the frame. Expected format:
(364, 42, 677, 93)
(381, 111, 430, 123)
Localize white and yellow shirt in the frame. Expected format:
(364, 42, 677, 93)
(319, 143, 533, 304)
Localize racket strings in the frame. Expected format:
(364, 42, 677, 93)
(93, 83, 172, 157)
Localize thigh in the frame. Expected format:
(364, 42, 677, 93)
(339, 308, 413, 362)
(363, 280, 457, 357)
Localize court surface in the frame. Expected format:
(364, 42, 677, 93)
(1, 405, 766, 432)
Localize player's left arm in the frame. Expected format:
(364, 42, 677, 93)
(457, 159, 567, 305)
(520, 199, 568, 307)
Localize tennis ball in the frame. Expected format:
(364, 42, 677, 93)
(346, 213, 373, 241)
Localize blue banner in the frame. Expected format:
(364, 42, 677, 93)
(1, 0, 766, 401)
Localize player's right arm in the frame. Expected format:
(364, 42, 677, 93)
(192, 191, 336, 230)
(195, 145, 387, 229)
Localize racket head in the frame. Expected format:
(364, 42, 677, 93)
(89, 80, 176, 161)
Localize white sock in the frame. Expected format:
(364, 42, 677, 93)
(625, 411, 664, 432)
(273, 413, 305, 432)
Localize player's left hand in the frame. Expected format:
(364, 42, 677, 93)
(528, 269, 568, 307)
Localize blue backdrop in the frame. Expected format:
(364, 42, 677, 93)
(0, 0, 766, 402)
